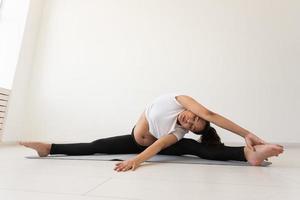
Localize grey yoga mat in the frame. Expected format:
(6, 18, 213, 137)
(26, 154, 272, 167)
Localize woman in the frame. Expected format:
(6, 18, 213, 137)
(20, 94, 284, 171)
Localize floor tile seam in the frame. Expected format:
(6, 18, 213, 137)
(105, 177, 300, 188)
(0, 187, 141, 200)
(82, 177, 113, 196)
(0, 185, 141, 200)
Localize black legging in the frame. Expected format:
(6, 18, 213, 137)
(50, 128, 247, 162)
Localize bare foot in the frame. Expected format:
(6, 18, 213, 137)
(244, 144, 284, 166)
(19, 141, 51, 157)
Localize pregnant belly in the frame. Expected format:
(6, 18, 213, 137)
(133, 111, 157, 146)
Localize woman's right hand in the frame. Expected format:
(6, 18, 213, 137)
(245, 133, 267, 151)
(114, 159, 140, 172)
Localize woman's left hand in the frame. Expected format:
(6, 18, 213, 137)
(114, 159, 140, 172)
(245, 133, 267, 151)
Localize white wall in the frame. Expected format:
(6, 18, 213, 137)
(4, 0, 300, 143)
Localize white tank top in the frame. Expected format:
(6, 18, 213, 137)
(144, 93, 188, 141)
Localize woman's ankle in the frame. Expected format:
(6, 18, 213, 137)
(46, 143, 52, 155)
(243, 146, 261, 166)
(243, 146, 250, 161)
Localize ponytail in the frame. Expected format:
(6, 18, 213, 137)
(200, 126, 223, 145)
(193, 122, 223, 145)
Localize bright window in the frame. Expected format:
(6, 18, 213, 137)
(0, 0, 30, 89)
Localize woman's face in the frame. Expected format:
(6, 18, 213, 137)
(177, 110, 207, 132)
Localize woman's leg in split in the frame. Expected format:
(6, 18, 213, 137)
(159, 138, 247, 161)
(20, 134, 144, 156)
(50, 135, 143, 155)
(159, 138, 284, 165)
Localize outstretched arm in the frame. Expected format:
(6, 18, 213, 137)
(114, 133, 178, 172)
(176, 95, 266, 149)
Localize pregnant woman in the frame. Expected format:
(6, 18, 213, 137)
(20, 94, 284, 171)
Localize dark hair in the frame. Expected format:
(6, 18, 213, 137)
(193, 121, 223, 145)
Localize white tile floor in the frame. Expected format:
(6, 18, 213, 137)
(0, 144, 299, 200)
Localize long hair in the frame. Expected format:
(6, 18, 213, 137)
(193, 122, 223, 145)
